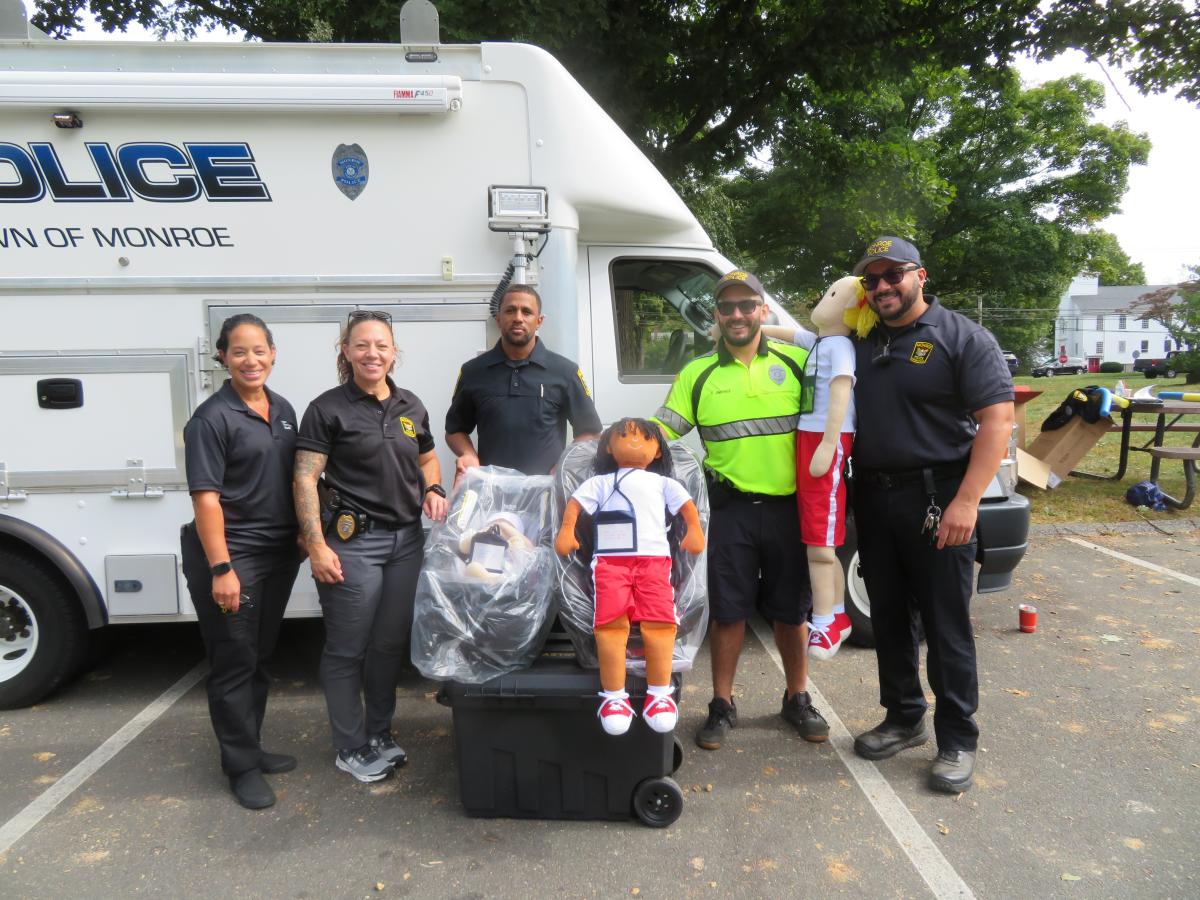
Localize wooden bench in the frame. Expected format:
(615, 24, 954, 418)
(1146, 442, 1200, 510)
(1108, 423, 1200, 434)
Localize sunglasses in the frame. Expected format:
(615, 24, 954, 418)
(347, 309, 393, 326)
(862, 264, 919, 291)
(715, 298, 763, 316)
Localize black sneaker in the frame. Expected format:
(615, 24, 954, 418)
(781, 691, 829, 743)
(368, 732, 408, 767)
(335, 745, 394, 783)
(695, 697, 737, 750)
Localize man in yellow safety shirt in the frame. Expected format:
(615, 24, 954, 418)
(653, 270, 828, 751)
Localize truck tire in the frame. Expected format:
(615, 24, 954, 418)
(1166, 368, 1177, 379)
(0, 548, 90, 709)
(837, 518, 875, 648)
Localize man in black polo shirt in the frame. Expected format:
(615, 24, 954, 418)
(848, 236, 1014, 794)
(446, 284, 602, 479)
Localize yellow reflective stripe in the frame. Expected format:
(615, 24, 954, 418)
(698, 415, 799, 442)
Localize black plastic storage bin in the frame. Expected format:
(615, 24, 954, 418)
(440, 654, 685, 827)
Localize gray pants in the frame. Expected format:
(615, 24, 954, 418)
(316, 523, 424, 751)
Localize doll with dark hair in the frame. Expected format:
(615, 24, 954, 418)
(555, 418, 705, 735)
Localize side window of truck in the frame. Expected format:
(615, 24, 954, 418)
(610, 259, 718, 378)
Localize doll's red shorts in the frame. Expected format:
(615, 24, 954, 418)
(796, 431, 854, 547)
(592, 555, 677, 627)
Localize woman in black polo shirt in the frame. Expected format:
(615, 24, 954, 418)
(294, 311, 447, 783)
(181, 313, 303, 810)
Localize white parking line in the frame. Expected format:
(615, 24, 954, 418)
(748, 618, 975, 900)
(0, 660, 207, 858)
(1065, 536, 1200, 587)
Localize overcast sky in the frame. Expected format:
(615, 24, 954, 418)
(59, 10, 1200, 286)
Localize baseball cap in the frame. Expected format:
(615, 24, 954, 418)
(713, 269, 765, 300)
(851, 236, 923, 276)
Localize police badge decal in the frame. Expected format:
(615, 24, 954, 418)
(332, 144, 369, 200)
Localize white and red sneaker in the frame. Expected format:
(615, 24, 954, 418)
(643, 693, 679, 733)
(597, 694, 635, 736)
(808, 613, 853, 661)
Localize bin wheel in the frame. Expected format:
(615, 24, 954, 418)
(672, 736, 684, 774)
(632, 776, 683, 828)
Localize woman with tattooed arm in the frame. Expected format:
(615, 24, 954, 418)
(293, 310, 448, 784)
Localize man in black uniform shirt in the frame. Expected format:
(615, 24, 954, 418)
(446, 284, 602, 479)
(848, 236, 1014, 794)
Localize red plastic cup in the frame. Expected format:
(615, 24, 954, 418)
(1018, 604, 1038, 633)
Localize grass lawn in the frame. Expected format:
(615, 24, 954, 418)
(1016, 372, 1199, 525)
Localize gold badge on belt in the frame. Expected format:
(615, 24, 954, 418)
(335, 513, 358, 542)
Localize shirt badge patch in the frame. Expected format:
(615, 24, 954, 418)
(398, 416, 417, 438)
(280, 420, 293, 431)
(576, 368, 592, 398)
(768, 364, 786, 385)
(910, 342, 934, 364)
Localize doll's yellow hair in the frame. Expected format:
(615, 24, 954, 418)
(842, 278, 878, 338)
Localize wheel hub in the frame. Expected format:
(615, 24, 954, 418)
(0, 596, 33, 642)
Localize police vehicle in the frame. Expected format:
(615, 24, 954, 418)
(0, 0, 1028, 705)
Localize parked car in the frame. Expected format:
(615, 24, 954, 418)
(1031, 356, 1087, 377)
(1001, 350, 1019, 374)
(1134, 350, 1181, 378)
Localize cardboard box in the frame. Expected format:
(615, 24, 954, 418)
(1015, 447, 1053, 490)
(1026, 415, 1114, 482)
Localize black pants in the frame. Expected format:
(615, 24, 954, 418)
(181, 524, 301, 776)
(315, 524, 424, 751)
(851, 474, 979, 751)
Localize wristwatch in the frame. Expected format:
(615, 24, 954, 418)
(425, 484, 447, 498)
(210, 561, 233, 576)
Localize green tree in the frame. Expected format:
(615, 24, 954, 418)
(1077, 231, 1147, 286)
(726, 68, 1149, 361)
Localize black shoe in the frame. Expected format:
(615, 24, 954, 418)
(229, 769, 275, 810)
(695, 697, 737, 750)
(368, 732, 409, 767)
(781, 691, 829, 743)
(929, 749, 976, 793)
(259, 751, 297, 775)
(853, 719, 928, 760)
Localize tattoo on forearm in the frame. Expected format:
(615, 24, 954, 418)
(294, 450, 328, 544)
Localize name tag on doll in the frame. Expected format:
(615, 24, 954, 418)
(594, 509, 637, 553)
(469, 529, 508, 574)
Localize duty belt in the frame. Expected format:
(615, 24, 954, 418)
(855, 461, 968, 490)
(704, 470, 794, 504)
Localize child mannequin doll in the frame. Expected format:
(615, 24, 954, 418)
(555, 418, 705, 735)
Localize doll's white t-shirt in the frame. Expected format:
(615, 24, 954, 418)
(571, 468, 692, 557)
(794, 331, 856, 434)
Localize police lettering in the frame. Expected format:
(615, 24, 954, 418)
(0, 142, 270, 203)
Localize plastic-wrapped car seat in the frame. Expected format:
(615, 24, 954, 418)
(411, 466, 557, 683)
(552, 439, 709, 673)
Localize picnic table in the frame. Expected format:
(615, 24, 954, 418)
(1109, 397, 1200, 509)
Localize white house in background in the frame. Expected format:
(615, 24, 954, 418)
(1054, 275, 1181, 370)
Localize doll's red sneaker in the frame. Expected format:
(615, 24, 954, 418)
(808, 613, 852, 660)
(643, 693, 679, 733)
(597, 694, 635, 736)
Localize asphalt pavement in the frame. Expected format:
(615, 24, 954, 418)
(1, 529, 1197, 899)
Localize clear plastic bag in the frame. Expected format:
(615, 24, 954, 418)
(553, 440, 709, 674)
(411, 466, 557, 683)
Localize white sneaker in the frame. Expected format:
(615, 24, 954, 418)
(643, 693, 679, 733)
(596, 694, 635, 736)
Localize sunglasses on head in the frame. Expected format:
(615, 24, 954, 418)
(347, 309, 393, 326)
(715, 298, 763, 316)
(862, 264, 919, 291)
